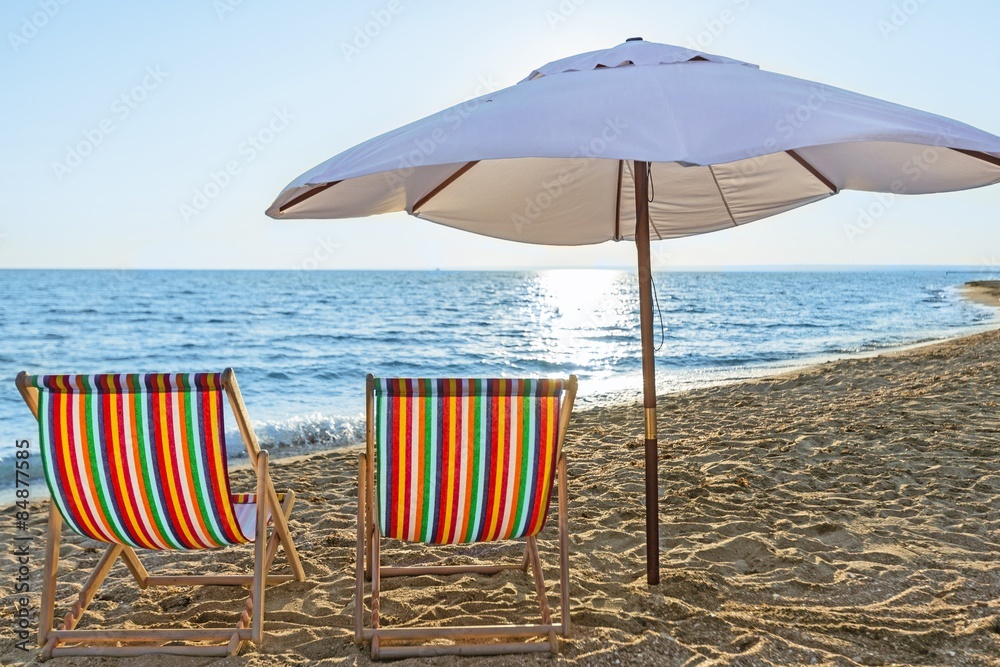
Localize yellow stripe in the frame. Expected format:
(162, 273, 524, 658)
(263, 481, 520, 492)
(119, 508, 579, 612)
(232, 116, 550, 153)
(394, 393, 407, 540)
(59, 387, 102, 540)
(157, 379, 198, 547)
(442, 383, 458, 541)
(206, 384, 243, 541)
(108, 390, 151, 549)
(486, 382, 507, 540)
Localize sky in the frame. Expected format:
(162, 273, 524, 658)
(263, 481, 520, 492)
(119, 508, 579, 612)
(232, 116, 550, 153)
(1, 0, 999, 271)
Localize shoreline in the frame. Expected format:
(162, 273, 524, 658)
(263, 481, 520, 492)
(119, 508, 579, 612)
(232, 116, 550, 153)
(3, 280, 999, 507)
(2, 284, 999, 664)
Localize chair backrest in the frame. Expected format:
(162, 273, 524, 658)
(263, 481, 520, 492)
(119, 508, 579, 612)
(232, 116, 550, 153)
(370, 378, 572, 545)
(26, 373, 251, 550)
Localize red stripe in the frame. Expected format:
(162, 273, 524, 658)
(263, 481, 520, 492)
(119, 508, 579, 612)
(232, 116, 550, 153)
(398, 384, 409, 541)
(446, 392, 463, 543)
(113, 375, 159, 548)
(52, 388, 93, 537)
(481, 383, 500, 541)
(390, 388, 402, 539)
(531, 396, 558, 535)
(202, 389, 240, 543)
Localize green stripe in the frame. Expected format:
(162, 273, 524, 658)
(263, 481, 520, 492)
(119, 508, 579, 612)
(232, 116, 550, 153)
(510, 391, 532, 537)
(135, 378, 182, 549)
(182, 381, 226, 547)
(83, 377, 131, 545)
(463, 380, 484, 542)
(36, 390, 79, 534)
(420, 378, 433, 542)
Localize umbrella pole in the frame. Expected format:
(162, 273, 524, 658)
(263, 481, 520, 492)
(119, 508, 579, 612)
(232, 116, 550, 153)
(633, 160, 660, 586)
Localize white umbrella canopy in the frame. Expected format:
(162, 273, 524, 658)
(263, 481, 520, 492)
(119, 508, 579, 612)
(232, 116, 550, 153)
(267, 39, 1000, 245)
(266, 38, 1000, 585)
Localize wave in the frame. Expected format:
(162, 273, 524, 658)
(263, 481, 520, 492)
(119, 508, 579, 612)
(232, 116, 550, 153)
(227, 412, 366, 458)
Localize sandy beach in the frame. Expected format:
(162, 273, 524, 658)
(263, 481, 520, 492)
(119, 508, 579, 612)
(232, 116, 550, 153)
(2, 285, 999, 667)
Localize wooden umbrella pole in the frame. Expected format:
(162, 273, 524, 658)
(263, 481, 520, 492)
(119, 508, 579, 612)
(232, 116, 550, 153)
(633, 160, 660, 585)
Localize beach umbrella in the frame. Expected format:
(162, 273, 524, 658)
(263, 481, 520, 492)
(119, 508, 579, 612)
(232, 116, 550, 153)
(265, 39, 1000, 585)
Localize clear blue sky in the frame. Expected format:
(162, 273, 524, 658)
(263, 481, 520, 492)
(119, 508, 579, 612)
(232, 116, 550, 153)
(2, 1, 998, 270)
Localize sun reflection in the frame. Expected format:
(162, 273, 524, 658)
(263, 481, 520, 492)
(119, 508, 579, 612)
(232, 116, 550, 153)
(523, 269, 634, 372)
(537, 269, 626, 329)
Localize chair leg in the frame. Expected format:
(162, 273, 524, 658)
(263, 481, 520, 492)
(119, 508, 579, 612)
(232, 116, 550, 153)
(252, 451, 269, 644)
(525, 537, 552, 625)
(120, 546, 148, 588)
(61, 544, 125, 632)
(365, 460, 374, 579)
(38, 508, 62, 647)
(371, 525, 381, 631)
(263, 490, 296, 575)
(264, 484, 305, 581)
(557, 453, 571, 637)
(356, 453, 367, 644)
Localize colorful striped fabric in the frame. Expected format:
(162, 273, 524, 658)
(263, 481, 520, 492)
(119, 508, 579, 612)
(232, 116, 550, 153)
(373, 378, 565, 544)
(29, 373, 252, 550)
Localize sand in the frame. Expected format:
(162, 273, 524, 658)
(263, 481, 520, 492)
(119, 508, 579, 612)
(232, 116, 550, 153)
(2, 285, 999, 666)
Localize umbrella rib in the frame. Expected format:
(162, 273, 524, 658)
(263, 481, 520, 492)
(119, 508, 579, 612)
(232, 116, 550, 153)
(614, 160, 623, 241)
(786, 150, 838, 193)
(951, 148, 1000, 169)
(411, 161, 480, 213)
(708, 165, 737, 228)
(277, 181, 342, 214)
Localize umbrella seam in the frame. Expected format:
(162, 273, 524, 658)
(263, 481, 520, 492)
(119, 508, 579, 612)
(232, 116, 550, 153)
(785, 150, 838, 194)
(614, 160, 623, 241)
(277, 181, 342, 214)
(952, 148, 1000, 169)
(708, 165, 738, 228)
(411, 161, 479, 213)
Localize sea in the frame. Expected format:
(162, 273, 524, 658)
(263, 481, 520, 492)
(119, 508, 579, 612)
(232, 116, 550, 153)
(1, 269, 997, 485)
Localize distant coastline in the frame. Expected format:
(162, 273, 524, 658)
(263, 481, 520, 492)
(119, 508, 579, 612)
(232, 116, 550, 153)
(963, 280, 1000, 308)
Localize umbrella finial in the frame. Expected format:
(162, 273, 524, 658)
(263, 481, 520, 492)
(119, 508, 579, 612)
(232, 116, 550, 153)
(626, 36, 644, 42)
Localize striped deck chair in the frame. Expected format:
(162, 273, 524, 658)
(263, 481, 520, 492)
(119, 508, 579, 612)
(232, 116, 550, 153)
(15, 368, 305, 660)
(356, 375, 577, 659)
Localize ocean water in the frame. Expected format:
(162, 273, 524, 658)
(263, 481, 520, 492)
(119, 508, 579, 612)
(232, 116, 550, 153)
(1, 269, 997, 469)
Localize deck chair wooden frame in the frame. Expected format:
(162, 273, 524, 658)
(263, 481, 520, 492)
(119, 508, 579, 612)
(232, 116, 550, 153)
(356, 375, 577, 659)
(15, 368, 305, 660)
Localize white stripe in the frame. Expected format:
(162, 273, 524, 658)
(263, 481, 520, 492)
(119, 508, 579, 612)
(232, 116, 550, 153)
(38, 390, 85, 536)
(498, 389, 519, 538)
(189, 381, 228, 545)
(118, 382, 170, 550)
(376, 392, 389, 534)
(425, 388, 437, 543)
(407, 390, 419, 542)
(86, 376, 133, 546)
(514, 395, 537, 537)
(452, 392, 470, 544)
(69, 382, 111, 542)
(169, 388, 214, 547)
(469, 387, 488, 541)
